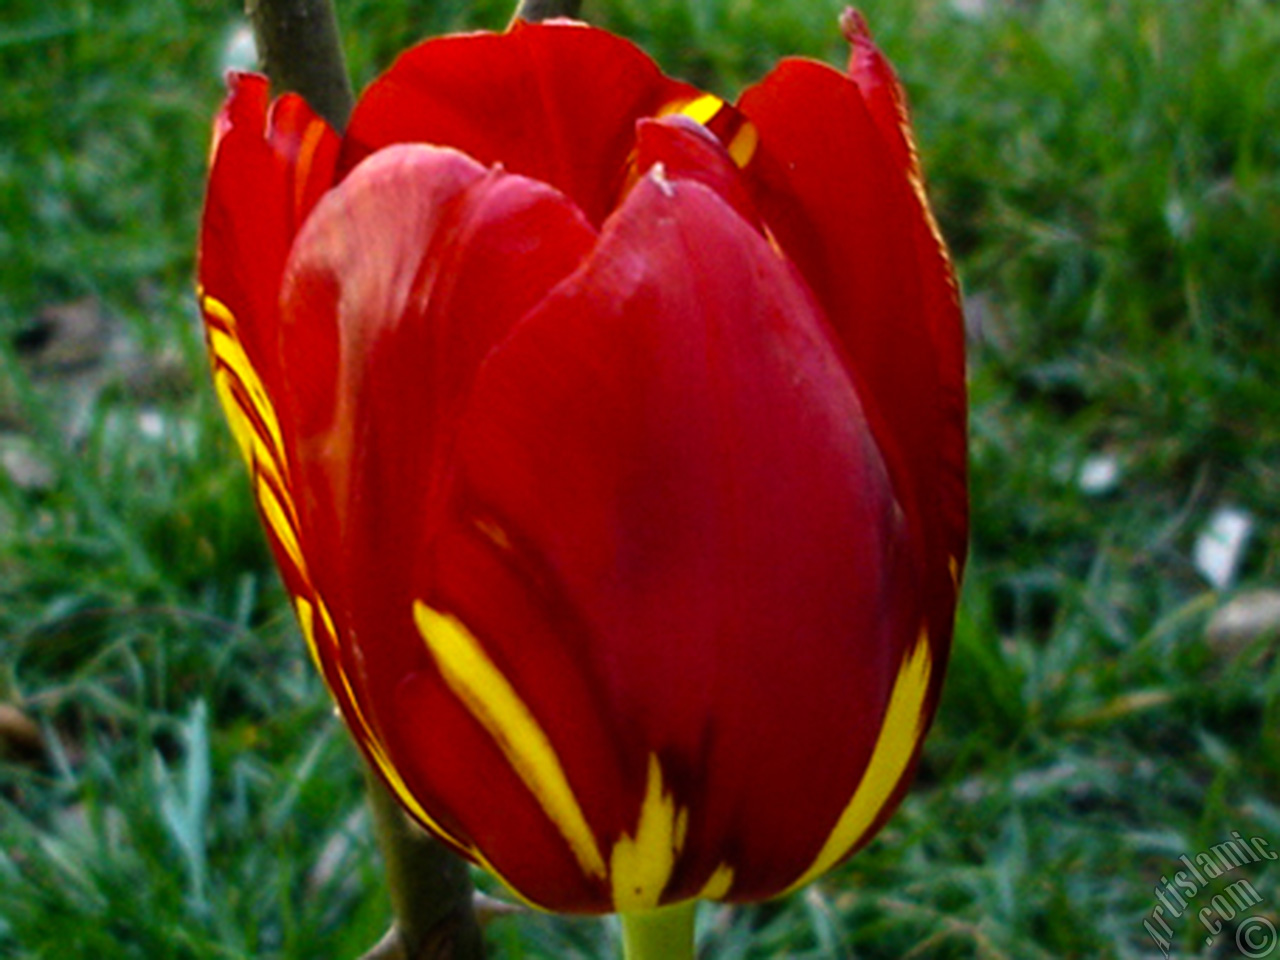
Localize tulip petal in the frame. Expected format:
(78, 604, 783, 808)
(276, 143, 599, 899)
(738, 39, 967, 704)
(432, 171, 923, 906)
(198, 81, 447, 862)
(199, 72, 339, 395)
(200, 19, 967, 915)
(841, 9, 969, 589)
(338, 21, 698, 225)
(628, 115, 764, 234)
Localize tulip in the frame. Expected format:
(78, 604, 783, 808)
(197, 9, 967, 951)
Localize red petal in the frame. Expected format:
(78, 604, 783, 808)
(628, 115, 764, 233)
(198, 72, 340, 392)
(338, 21, 698, 225)
(266, 92, 344, 235)
(842, 9, 969, 586)
(841, 9, 915, 176)
(275, 145, 598, 896)
(197, 72, 343, 676)
(738, 46, 967, 680)
(440, 172, 921, 905)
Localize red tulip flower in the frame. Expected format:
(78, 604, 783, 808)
(198, 9, 967, 926)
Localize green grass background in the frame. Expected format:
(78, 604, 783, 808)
(1, 0, 1278, 956)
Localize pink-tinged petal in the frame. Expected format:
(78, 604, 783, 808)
(275, 144, 599, 897)
(738, 47, 966, 690)
(434, 172, 922, 907)
(338, 21, 698, 225)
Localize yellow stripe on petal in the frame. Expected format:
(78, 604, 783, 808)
(659, 94, 759, 169)
(198, 287, 232, 326)
(696, 863, 735, 901)
(726, 122, 759, 168)
(212, 368, 276, 481)
(413, 602, 608, 881)
(198, 298, 524, 902)
(354, 703, 520, 897)
(341, 676, 431, 827)
(610, 754, 688, 911)
(255, 473, 305, 575)
(301, 595, 483, 863)
(785, 630, 933, 894)
(362, 716, 478, 859)
(664, 93, 723, 126)
(294, 596, 326, 676)
(202, 298, 286, 458)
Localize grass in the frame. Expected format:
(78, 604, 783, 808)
(1, 0, 1278, 956)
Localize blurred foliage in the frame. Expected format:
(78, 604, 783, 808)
(1, 0, 1278, 957)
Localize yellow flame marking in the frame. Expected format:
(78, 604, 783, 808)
(784, 630, 933, 894)
(696, 863, 735, 901)
(297, 594, 484, 866)
(660, 93, 758, 169)
(726, 123, 759, 169)
(255, 473, 305, 575)
(609, 755, 688, 911)
(413, 603, 608, 880)
(293, 595, 326, 676)
(202, 297, 286, 459)
(316, 596, 338, 644)
(197, 286, 230, 324)
(211, 368, 280, 487)
(359, 708, 478, 859)
(198, 294, 520, 899)
(354, 702, 513, 894)
(666, 93, 723, 126)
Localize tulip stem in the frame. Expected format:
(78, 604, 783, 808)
(511, 0, 583, 23)
(619, 902, 698, 960)
(245, 0, 354, 129)
(363, 768, 486, 960)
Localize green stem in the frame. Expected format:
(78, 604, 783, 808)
(511, 0, 583, 23)
(620, 902, 698, 960)
(244, 0, 354, 129)
(363, 769, 486, 960)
